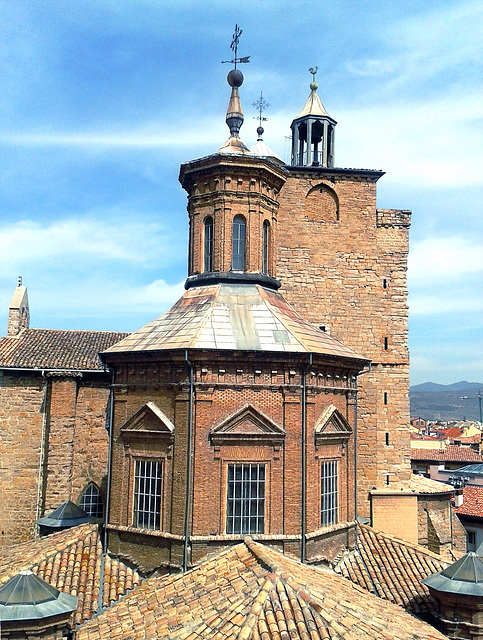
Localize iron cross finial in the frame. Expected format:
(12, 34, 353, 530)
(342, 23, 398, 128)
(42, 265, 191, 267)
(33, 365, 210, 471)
(221, 24, 250, 69)
(309, 66, 318, 82)
(252, 92, 269, 128)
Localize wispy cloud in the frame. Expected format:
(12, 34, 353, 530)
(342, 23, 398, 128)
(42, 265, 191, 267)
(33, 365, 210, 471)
(0, 215, 181, 277)
(409, 236, 483, 286)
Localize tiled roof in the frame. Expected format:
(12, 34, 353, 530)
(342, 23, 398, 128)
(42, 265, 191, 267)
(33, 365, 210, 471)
(105, 283, 366, 362)
(77, 537, 446, 640)
(0, 524, 141, 627)
(409, 474, 454, 494)
(0, 329, 129, 370)
(411, 445, 483, 462)
(455, 485, 483, 518)
(335, 524, 449, 618)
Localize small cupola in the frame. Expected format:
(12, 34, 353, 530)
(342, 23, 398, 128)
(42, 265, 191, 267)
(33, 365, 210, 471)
(423, 551, 483, 639)
(36, 500, 94, 536)
(0, 570, 77, 638)
(290, 67, 337, 168)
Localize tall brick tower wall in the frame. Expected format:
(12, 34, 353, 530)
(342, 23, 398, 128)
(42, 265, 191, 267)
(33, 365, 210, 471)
(276, 170, 411, 515)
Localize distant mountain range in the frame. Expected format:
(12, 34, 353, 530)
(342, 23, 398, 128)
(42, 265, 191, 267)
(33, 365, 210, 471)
(409, 381, 482, 422)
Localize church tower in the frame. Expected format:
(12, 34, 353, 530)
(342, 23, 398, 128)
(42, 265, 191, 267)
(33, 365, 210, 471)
(276, 73, 412, 515)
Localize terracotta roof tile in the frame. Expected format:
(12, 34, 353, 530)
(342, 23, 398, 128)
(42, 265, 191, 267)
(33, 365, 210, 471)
(0, 329, 129, 370)
(409, 474, 454, 494)
(410, 445, 483, 463)
(77, 537, 446, 639)
(335, 524, 449, 618)
(455, 485, 483, 518)
(0, 523, 141, 627)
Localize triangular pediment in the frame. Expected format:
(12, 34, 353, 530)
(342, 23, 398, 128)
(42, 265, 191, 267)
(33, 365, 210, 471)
(210, 405, 284, 445)
(314, 405, 352, 442)
(121, 402, 175, 439)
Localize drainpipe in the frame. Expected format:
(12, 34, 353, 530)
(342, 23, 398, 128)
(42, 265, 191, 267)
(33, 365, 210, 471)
(182, 350, 194, 572)
(98, 367, 115, 616)
(301, 353, 312, 563)
(35, 371, 49, 534)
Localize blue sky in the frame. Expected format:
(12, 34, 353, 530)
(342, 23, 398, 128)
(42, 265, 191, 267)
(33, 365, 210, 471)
(1, 0, 482, 385)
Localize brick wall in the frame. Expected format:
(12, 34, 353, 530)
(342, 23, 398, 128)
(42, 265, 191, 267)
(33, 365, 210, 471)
(105, 353, 358, 572)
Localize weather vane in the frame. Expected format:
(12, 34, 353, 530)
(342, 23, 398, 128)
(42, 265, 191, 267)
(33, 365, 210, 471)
(309, 66, 318, 82)
(221, 24, 250, 69)
(253, 92, 269, 128)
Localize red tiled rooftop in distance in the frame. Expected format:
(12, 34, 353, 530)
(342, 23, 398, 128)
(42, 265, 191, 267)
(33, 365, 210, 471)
(0, 524, 141, 627)
(77, 536, 446, 640)
(455, 485, 483, 518)
(411, 445, 483, 462)
(0, 328, 129, 370)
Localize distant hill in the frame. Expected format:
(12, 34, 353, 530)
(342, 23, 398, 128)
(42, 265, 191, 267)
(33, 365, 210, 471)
(409, 381, 482, 421)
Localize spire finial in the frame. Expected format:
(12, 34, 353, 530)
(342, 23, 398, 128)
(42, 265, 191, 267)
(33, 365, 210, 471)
(309, 66, 318, 91)
(221, 25, 251, 139)
(252, 92, 269, 141)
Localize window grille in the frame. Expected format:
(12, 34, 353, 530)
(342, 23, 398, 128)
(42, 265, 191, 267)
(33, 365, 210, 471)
(133, 459, 162, 530)
(204, 216, 213, 272)
(232, 215, 246, 271)
(321, 460, 338, 526)
(262, 220, 270, 274)
(79, 483, 103, 518)
(226, 463, 265, 534)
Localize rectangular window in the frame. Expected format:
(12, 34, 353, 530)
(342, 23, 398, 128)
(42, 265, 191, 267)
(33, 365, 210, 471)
(133, 459, 162, 530)
(226, 463, 265, 534)
(468, 531, 476, 551)
(321, 460, 339, 526)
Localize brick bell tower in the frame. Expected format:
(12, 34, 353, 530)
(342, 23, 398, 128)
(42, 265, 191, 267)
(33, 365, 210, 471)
(102, 58, 369, 573)
(275, 71, 412, 515)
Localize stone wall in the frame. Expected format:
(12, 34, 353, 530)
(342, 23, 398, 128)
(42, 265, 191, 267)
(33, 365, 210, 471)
(276, 170, 411, 514)
(0, 370, 110, 546)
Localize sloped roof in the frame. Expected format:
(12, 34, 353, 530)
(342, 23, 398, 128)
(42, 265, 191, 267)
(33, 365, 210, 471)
(0, 524, 141, 627)
(295, 89, 332, 120)
(409, 474, 454, 494)
(455, 484, 483, 518)
(104, 283, 365, 362)
(0, 329, 129, 370)
(411, 445, 483, 462)
(423, 552, 483, 596)
(335, 524, 449, 618)
(77, 537, 446, 640)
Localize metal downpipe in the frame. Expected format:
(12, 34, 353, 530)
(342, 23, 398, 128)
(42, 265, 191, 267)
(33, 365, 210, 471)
(182, 350, 194, 572)
(301, 354, 312, 563)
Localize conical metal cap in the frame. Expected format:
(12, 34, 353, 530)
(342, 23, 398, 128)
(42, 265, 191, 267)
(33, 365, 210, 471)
(422, 552, 483, 596)
(36, 500, 94, 529)
(0, 570, 77, 621)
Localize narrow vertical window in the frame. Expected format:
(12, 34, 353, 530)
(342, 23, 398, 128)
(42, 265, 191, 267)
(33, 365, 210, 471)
(384, 392, 388, 405)
(232, 215, 246, 271)
(78, 483, 104, 518)
(204, 216, 213, 272)
(226, 463, 265, 534)
(383, 278, 388, 289)
(262, 220, 270, 274)
(321, 460, 338, 526)
(384, 337, 388, 350)
(133, 459, 162, 530)
(385, 432, 390, 446)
